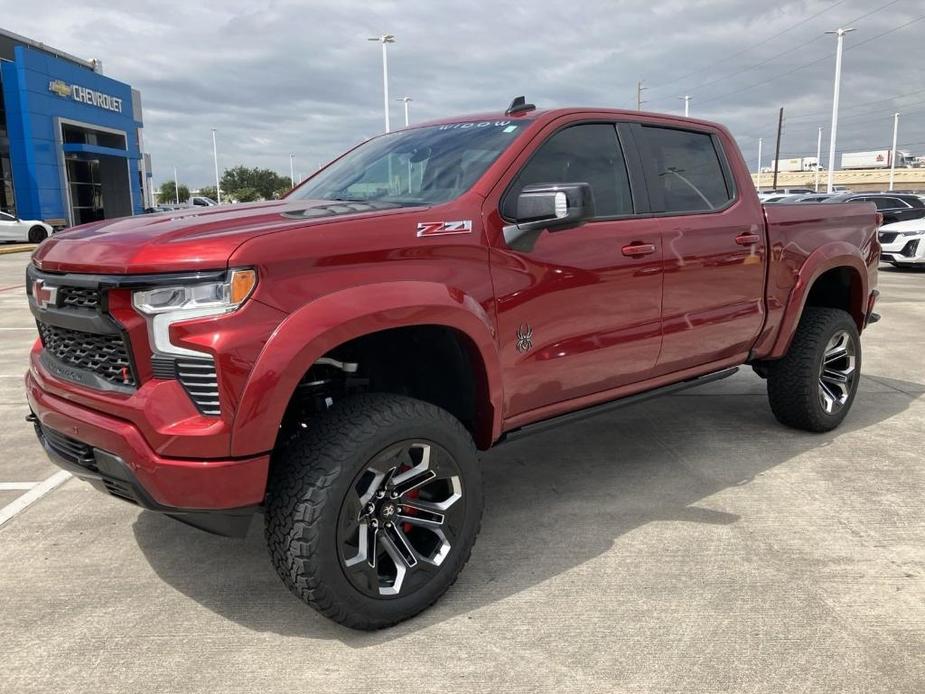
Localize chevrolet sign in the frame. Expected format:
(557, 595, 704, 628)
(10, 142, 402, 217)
(48, 79, 123, 113)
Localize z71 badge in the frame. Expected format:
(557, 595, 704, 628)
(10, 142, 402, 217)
(416, 220, 472, 237)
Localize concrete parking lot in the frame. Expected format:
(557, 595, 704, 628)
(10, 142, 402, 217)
(0, 251, 922, 693)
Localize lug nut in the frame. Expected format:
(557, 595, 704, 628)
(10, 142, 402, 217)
(370, 519, 379, 528)
(389, 491, 399, 499)
(375, 490, 385, 499)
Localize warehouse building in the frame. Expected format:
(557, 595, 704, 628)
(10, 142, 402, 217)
(0, 27, 152, 226)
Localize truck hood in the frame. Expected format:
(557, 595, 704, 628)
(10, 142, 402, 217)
(32, 199, 411, 274)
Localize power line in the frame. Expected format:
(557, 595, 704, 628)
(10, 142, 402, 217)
(695, 13, 925, 107)
(648, 0, 853, 91)
(787, 87, 925, 121)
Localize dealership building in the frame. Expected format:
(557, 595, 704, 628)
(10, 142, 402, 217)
(0, 27, 152, 226)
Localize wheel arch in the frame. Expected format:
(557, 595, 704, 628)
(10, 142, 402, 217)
(768, 244, 869, 359)
(230, 282, 503, 456)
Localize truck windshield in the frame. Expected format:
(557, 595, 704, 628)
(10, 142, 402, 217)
(288, 120, 531, 206)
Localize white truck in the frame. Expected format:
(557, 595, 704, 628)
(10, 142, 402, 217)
(764, 157, 821, 173)
(841, 149, 913, 170)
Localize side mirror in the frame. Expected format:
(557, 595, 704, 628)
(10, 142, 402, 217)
(504, 183, 595, 251)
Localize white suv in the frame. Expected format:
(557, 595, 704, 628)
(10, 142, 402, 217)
(879, 218, 925, 268)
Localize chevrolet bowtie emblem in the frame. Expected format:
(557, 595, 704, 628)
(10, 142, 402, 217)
(32, 280, 58, 309)
(48, 80, 71, 98)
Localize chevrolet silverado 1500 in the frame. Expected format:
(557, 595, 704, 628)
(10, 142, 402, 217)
(26, 98, 880, 629)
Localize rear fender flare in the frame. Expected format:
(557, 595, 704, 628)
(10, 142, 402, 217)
(230, 282, 502, 456)
(768, 243, 869, 358)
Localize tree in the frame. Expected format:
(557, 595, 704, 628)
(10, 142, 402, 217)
(220, 166, 292, 201)
(232, 187, 260, 203)
(158, 180, 189, 204)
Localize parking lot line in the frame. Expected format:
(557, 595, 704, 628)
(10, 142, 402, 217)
(0, 284, 23, 292)
(0, 482, 38, 491)
(0, 471, 71, 529)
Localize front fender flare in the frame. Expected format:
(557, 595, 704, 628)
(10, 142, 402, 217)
(230, 282, 502, 456)
(768, 242, 869, 359)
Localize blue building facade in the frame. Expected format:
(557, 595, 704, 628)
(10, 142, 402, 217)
(0, 30, 150, 226)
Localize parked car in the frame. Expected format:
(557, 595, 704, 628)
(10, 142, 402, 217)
(878, 218, 925, 268)
(0, 210, 53, 243)
(25, 102, 880, 630)
(823, 193, 925, 224)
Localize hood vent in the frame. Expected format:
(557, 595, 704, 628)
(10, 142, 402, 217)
(281, 200, 403, 220)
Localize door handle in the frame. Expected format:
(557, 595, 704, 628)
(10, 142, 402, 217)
(735, 233, 761, 246)
(622, 243, 656, 257)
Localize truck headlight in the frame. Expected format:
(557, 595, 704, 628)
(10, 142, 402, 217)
(132, 268, 256, 357)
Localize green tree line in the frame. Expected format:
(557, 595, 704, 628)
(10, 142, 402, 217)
(158, 166, 293, 205)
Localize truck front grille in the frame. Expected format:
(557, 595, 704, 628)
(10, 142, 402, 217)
(58, 286, 102, 310)
(36, 321, 136, 387)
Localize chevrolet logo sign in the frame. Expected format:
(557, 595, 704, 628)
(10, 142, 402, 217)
(48, 80, 71, 98)
(32, 280, 58, 310)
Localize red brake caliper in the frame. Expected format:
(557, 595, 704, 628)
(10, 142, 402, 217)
(397, 463, 419, 533)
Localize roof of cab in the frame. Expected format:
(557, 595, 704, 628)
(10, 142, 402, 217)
(408, 107, 728, 132)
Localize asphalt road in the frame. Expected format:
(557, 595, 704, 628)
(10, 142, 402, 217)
(0, 252, 922, 693)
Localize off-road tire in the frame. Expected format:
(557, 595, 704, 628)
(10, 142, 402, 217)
(265, 393, 483, 630)
(766, 307, 861, 432)
(28, 226, 48, 243)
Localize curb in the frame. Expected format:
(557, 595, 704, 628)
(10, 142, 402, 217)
(0, 245, 37, 256)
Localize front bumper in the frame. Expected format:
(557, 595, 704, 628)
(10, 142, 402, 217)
(880, 234, 925, 264)
(26, 371, 269, 536)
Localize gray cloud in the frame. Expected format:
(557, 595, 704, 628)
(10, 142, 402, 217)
(5, 0, 922, 186)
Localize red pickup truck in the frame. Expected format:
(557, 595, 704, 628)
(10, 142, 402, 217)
(26, 99, 880, 629)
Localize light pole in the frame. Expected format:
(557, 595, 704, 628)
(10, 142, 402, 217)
(211, 128, 222, 204)
(889, 112, 900, 191)
(815, 127, 823, 192)
(678, 95, 690, 117)
(289, 153, 295, 189)
(396, 96, 412, 127)
(825, 27, 854, 193)
(173, 167, 180, 205)
(757, 137, 763, 190)
(368, 34, 396, 133)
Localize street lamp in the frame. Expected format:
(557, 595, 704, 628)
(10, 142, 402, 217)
(889, 112, 900, 191)
(289, 153, 295, 189)
(173, 167, 180, 205)
(678, 95, 690, 117)
(396, 96, 413, 127)
(368, 34, 396, 133)
(825, 27, 854, 193)
(211, 128, 222, 204)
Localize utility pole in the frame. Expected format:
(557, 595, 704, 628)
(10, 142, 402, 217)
(825, 27, 854, 193)
(368, 34, 396, 133)
(211, 128, 221, 204)
(757, 138, 763, 190)
(635, 81, 646, 111)
(678, 95, 690, 117)
(815, 127, 823, 192)
(771, 107, 784, 192)
(289, 153, 295, 189)
(889, 112, 900, 191)
(173, 167, 179, 205)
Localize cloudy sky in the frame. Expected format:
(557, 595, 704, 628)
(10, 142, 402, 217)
(5, 0, 923, 187)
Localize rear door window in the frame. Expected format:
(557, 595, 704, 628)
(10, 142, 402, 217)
(640, 126, 734, 213)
